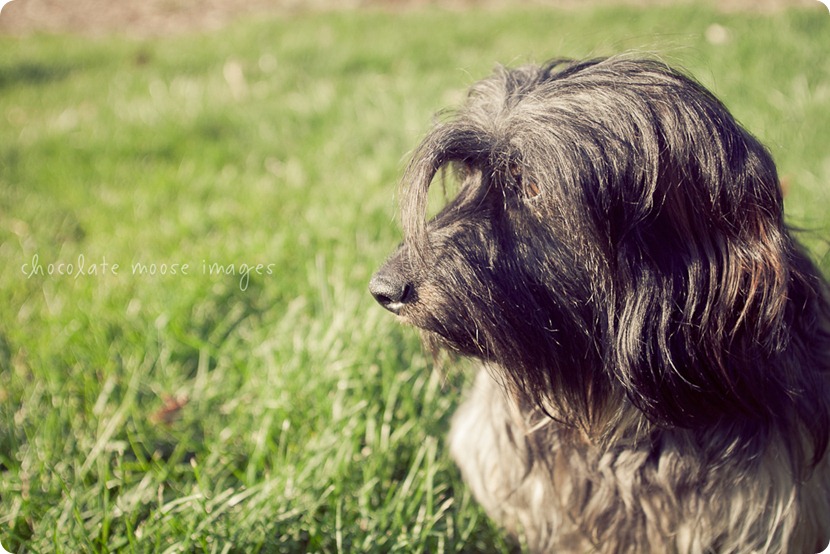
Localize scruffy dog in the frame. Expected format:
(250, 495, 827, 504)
(369, 57, 830, 553)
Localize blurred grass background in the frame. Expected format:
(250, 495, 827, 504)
(1, 3, 829, 552)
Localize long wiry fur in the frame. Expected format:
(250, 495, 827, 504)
(369, 57, 830, 553)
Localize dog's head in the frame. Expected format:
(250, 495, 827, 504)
(370, 58, 829, 458)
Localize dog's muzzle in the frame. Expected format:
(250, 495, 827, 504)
(369, 255, 415, 315)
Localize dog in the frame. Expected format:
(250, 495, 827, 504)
(369, 57, 830, 553)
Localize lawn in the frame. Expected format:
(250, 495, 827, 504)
(1, 4, 829, 552)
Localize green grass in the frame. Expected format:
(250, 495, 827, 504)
(1, 5, 829, 552)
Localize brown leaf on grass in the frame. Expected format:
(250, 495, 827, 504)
(149, 394, 189, 426)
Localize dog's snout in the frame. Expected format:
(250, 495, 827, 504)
(369, 268, 414, 314)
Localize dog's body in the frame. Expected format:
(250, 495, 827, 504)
(451, 370, 830, 552)
(370, 57, 830, 553)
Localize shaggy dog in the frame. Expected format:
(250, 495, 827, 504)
(369, 57, 830, 553)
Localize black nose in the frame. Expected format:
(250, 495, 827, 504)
(369, 270, 414, 314)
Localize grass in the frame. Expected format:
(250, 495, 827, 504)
(1, 4, 829, 552)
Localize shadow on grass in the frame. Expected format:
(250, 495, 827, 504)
(0, 61, 75, 90)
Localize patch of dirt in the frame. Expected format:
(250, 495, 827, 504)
(0, 0, 821, 38)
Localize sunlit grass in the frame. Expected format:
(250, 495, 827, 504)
(0, 5, 828, 551)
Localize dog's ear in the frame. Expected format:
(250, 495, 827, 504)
(601, 90, 825, 441)
(610, 185, 786, 425)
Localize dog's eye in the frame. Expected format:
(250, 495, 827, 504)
(510, 165, 541, 200)
(522, 177, 541, 199)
